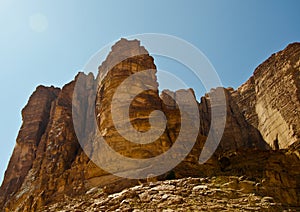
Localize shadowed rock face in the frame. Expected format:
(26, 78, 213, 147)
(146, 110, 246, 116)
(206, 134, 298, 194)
(0, 86, 60, 209)
(0, 40, 300, 211)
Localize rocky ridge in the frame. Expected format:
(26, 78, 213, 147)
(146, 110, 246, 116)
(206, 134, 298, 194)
(0, 40, 300, 211)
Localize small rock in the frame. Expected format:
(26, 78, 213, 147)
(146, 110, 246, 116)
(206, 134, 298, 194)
(152, 184, 175, 191)
(120, 199, 130, 205)
(168, 196, 183, 204)
(239, 180, 256, 193)
(261, 196, 275, 204)
(221, 181, 238, 190)
(86, 187, 98, 195)
(139, 192, 151, 203)
(193, 185, 208, 191)
(162, 209, 175, 212)
(162, 194, 170, 200)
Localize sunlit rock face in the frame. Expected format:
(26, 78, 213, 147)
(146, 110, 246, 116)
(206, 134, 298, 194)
(0, 40, 299, 211)
(234, 43, 300, 149)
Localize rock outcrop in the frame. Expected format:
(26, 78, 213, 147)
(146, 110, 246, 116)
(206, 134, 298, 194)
(233, 43, 300, 149)
(199, 88, 269, 155)
(0, 40, 300, 211)
(0, 86, 60, 209)
(41, 176, 286, 212)
(95, 39, 172, 159)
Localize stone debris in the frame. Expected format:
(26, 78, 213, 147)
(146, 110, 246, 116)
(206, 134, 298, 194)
(42, 177, 294, 211)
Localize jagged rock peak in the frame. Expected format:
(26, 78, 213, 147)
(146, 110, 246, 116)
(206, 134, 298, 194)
(97, 38, 154, 81)
(253, 42, 300, 76)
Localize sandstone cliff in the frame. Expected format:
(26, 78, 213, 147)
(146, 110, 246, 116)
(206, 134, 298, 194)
(0, 40, 299, 211)
(233, 43, 300, 149)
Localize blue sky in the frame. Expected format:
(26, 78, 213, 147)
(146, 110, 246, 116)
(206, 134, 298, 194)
(0, 0, 300, 183)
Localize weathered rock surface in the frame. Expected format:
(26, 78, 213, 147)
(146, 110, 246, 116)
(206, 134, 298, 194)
(0, 40, 300, 211)
(233, 43, 300, 149)
(41, 176, 293, 211)
(0, 86, 60, 209)
(95, 39, 172, 159)
(199, 87, 269, 155)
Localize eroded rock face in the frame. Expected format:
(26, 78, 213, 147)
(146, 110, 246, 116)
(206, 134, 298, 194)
(199, 88, 269, 156)
(234, 43, 300, 149)
(95, 39, 172, 160)
(0, 86, 60, 209)
(0, 80, 86, 211)
(0, 40, 300, 211)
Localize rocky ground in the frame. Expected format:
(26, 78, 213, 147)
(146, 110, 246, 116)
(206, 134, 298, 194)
(42, 176, 298, 212)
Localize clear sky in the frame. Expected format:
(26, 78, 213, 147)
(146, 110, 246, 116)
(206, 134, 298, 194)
(1, 0, 300, 184)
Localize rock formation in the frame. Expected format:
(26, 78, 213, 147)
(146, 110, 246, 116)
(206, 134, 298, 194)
(41, 176, 285, 211)
(0, 40, 299, 211)
(0, 86, 60, 209)
(233, 43, 300, 149)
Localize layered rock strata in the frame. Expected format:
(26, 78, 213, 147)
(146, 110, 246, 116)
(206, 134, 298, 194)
(233, 43, 300, 149)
